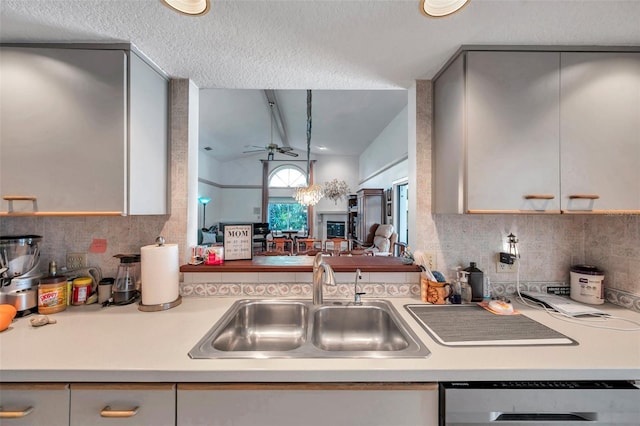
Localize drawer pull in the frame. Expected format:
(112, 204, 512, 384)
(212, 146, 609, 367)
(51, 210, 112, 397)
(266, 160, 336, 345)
(0, 406, 34, 418)
(569, 194, 600, 200)
(524, 194, 555, 200)
(2, 195, 37, 201)
(3, 195, 38, 214)
(100, 406, 139, 418)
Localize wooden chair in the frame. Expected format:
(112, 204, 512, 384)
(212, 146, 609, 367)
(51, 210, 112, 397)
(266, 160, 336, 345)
(296, 238, 321, 254)
(323, 238, 350, 254)
(272, 237, 293, 254)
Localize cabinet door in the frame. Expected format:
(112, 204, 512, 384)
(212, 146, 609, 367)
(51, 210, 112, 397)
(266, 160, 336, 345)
(70, 383, 175, 426)
(466, 51, 561, 213)
(0, 383, 70, 426)
(434, 54, 466, 214)
(128, 51, 169, 215)
(560, 52, 640, 212)
(0, 47, 127, 214)
(177, 383, 438, 426)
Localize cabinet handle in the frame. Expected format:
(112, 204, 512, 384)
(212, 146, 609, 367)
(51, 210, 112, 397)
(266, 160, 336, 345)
(3, 195, 38, 214)
(0, 406, 34, 418)
(2, 195, 37, 201)
(524, 194, 555, 200)
(100, 406, 139, 418)
(569, 194, 600, 200)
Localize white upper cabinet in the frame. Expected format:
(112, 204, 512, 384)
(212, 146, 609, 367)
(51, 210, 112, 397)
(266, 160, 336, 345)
(433, 48, 640, 214)
(466, 51, 561, 213)
(560, 52, 640, 213)
(0, 45, 168, 216)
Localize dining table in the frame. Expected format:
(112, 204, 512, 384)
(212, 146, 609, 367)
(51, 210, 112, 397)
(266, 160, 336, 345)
(280, 230, 300, 239)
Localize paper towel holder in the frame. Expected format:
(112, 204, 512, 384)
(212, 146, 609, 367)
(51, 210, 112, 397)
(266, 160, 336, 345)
(138, 236, 182, 312)
(138, 295, 182, 312)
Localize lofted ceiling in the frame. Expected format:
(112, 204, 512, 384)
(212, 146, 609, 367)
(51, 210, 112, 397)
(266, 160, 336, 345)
(199, 89, 408, 160)
(2, 0, 639, 160)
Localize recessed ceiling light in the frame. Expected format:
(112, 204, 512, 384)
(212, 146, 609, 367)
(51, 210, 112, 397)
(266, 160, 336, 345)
(421, 0, 470, 18)
(160, 0, 210, 16)
(204, 146, 212, 151)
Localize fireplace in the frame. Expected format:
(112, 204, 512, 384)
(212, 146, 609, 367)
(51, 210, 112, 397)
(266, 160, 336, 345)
(326, 221, 346, 239)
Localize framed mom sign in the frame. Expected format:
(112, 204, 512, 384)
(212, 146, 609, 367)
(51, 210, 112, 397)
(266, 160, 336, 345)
(223, 224, 253, 260)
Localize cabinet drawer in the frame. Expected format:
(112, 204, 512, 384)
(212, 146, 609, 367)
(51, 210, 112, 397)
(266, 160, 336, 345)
(0, 383, 70, 426)
(70, 383, 175, 426)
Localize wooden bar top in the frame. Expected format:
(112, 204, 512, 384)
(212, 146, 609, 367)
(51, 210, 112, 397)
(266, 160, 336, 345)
(180, 255, 421, 273)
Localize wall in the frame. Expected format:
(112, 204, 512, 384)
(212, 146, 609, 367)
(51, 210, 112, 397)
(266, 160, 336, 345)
(198, 150, 360, 237)
(359, 106, 408, 183)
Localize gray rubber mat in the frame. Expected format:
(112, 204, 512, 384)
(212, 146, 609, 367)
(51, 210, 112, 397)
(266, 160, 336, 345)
(405, 304, 576, 346)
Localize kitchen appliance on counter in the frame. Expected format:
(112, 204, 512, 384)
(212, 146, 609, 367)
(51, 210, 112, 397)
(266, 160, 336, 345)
(440, 380, 639, 425)
(570, 264, 605, 304)
(112, 254, 140, 305)
(0, 235, 43, 316)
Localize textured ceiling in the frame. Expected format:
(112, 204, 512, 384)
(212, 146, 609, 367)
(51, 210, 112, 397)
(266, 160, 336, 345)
(3, 0, 639, 89)
(2, 0, 639, 159)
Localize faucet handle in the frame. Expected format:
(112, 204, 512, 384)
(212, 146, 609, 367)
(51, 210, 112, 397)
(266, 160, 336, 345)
(354, 291, 366, 305)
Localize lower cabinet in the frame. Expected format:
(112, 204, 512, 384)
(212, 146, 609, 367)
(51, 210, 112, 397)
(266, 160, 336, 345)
(69, 384, 175, 426)
(1, 382, 438, 426)
(0, 383, 70, 426)
(177, 383, 439, 426)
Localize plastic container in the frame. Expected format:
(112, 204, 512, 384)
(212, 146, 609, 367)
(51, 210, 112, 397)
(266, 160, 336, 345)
(205, 245, 224, 265)
(72, 276, 93, 305)
(98, 278, 114, 304)
(458, 270, 472, 303)
(38, 276, 67, 314)
(464, 262, 484, 302)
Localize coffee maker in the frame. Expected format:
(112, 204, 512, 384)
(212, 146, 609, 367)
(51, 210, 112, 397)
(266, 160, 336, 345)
(112, 254, 141, 305)
(0, 235, 43, 316)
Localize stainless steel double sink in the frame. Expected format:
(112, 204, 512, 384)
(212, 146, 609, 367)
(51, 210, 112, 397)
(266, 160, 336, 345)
(189, 299, 430, 358)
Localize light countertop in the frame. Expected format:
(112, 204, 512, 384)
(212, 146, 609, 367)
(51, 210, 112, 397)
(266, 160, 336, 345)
(1, 297, 638, 383)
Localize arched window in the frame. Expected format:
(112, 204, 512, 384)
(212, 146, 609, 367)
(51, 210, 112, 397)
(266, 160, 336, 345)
(266, 166, 308, 233)
(268, 166, 307, 188)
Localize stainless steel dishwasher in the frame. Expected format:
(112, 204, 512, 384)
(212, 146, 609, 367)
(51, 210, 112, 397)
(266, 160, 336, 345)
(440, 381, 639, 425)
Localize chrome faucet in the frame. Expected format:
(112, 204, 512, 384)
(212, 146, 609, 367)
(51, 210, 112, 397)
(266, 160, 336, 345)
(312, 252, 336, 305)
(353, 268, 365, 305)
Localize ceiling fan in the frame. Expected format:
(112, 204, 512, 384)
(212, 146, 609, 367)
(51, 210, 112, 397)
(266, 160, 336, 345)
(243, 143, 298, 160)
(242, 101, 299, 160)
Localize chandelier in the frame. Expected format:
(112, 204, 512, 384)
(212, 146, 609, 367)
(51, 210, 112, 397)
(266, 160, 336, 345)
(323, 179, 350, 204)
(294, 90, 324, 206)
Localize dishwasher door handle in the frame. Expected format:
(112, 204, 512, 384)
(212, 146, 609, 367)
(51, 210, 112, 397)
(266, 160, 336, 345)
(494, 412, 597, 422)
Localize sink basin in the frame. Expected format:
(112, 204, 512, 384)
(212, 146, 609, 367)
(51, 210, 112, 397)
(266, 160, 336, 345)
(312, 305, 410, 351)
(211, 300, 308, 351)
(189, 299, 429, 359)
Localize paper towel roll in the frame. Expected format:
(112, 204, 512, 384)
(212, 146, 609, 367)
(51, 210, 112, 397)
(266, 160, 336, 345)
(141, 243, 179, 306)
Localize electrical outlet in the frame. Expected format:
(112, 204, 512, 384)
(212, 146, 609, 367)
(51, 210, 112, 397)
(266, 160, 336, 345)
(423, 251, 436, 271)
(66, 252, 87, 270)
(496, 253, 516, 273)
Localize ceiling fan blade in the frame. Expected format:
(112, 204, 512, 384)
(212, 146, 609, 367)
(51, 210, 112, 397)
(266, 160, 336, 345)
(278, 146, 294, 152)
(242, 149, 266, 154)
(281, 150, 299, 157)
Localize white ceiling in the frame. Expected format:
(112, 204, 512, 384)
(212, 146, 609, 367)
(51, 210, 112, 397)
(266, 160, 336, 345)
(2, 0, 639, 160)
